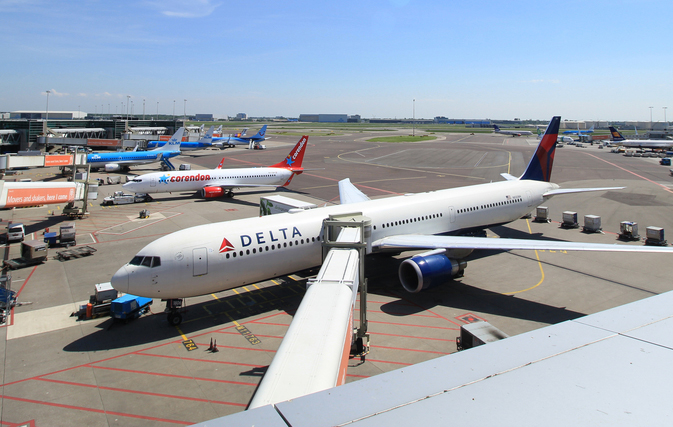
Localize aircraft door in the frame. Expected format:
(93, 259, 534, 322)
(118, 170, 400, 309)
(448, 206, 456, 223)
(193, 248, 208, 276)
(526, 190, 533, 207)
(150, 177, 156, 187)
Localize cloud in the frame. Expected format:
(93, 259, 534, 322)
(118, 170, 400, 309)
(78, 93, 87, 97)
(43, 89, 69, 97)
(146, 0, 221, 18)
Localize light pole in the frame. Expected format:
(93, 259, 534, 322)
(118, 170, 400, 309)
(649, 106, 653, 129)
(127, 95, 131, 120)
(143, 98, 145, 120)
(45, 90, 51, 121)
(183, 99, 187, 122)
(108, 104, 110, 115)
(173, 100, 176, 120)
(412, 98, 415, 137)
(157, 101, 159, 118)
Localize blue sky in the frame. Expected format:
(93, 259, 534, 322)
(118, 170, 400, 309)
(2, 0, 672, 121)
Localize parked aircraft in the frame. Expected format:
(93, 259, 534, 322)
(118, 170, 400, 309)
(213, 125, 267, 148)
(493, 124, 533, 136)
(608, 126, 673, 149)
(563, 124, 594, 135)
(123, 135, 308, 199)
(146, 125, 215, 151)
(87, 128, 183, 172)
(111, 117, 673, 325)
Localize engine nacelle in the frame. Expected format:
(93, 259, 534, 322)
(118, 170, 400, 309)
(399, 252, 467, 293)
(104, 163, 121, 172)
(202, 186, 224, 198)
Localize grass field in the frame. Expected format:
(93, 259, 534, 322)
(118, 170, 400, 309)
(367, 135, 437, 143)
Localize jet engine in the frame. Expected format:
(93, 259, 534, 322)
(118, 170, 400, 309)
(398, 249, 467, 293)
(104, 163, 121, 172)
(202, 186, 224, 198)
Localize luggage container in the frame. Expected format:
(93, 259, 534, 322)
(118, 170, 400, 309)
(456, 321, 509, 351)
(94, 282, 118, 303)
(583, 215, 602, 233)
(619, 221, 640, 241)
(561, 211, 579, 229)
(645, 226, 667, 246)
(533, 206, 550, 223)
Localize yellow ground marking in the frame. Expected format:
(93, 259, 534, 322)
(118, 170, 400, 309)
(503, 219, 544, 295)
(175, 326, 188, 341)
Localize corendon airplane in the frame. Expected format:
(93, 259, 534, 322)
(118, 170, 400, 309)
(122, 135, 308, 199)
(112, 117, 673, 325)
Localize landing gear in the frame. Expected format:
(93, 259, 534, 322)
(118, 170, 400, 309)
(226, 190, 234, 198)
(163, 298, 184, 326)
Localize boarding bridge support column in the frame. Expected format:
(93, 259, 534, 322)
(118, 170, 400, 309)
(322, 212, 371, 355)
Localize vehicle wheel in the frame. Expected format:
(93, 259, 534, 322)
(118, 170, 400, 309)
(167, 312, 182, 326)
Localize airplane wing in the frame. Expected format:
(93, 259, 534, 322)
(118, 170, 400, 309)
(543, 187, 625, 197)
(339, 178, 371, 204)
(373, 234, 673, 254)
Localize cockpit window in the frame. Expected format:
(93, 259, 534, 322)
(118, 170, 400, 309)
(131, 178, 142, 182)
(129, 255, 161, 268)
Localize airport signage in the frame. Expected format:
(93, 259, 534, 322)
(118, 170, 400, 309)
(5, 187, 76, 208)
(45, 155, 73, 167)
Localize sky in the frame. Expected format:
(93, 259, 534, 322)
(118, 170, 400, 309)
(2, 0, 672, 122)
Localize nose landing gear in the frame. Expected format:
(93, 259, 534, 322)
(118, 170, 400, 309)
(163, 299, 184, 326)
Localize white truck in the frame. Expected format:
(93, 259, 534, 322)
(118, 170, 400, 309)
(260, 195, 317, 216)
(102, 191, 153, 206)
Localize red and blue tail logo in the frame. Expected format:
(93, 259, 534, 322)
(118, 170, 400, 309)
(520, 116, 561, 182)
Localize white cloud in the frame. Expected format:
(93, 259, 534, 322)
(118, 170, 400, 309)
(146, 0, 221, 18)
(43, 89, 69, 97)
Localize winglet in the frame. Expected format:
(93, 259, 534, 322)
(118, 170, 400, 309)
(271, 135, 308, 170)
(338, 178, 371, 205)
(519, 116, 560, 182)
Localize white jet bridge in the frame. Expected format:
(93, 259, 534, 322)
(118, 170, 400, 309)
(248, 213, 371, 409)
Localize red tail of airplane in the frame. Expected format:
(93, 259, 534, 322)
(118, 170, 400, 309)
(216, 158, 225, 169)
(270, 135, 308, 172)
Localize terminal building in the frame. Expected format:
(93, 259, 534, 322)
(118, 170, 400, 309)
(299, 114, 348, 123)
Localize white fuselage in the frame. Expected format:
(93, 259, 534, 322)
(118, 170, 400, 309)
(112, 179, 557, 299)
(122, 167, 294, 194)
(619, 139, 673, 149)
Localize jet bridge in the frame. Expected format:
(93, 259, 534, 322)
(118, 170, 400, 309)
(248, 213, 371, 409)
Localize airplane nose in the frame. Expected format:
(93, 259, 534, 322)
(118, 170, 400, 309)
(111, 265, 129, 294)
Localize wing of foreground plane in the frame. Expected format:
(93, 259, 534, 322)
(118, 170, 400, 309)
(373, 234, 673, 254)
(543, 186, 625, 196)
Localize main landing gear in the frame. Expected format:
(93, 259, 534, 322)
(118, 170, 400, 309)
(226, 190, 234, 198)
(163, 299, 184, 326)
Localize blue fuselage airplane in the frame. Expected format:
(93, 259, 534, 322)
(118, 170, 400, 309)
(146, 125, 215, 151)
(212, 125, 267, 147)
(88, 128, 183, 172)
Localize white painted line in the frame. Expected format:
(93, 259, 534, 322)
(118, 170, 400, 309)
(7, 300, 87, 340)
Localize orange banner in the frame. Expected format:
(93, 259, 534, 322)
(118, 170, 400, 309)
(44, 155, 74, 167)
(5, 187, 76, 208)
(158, 136, 188, 141)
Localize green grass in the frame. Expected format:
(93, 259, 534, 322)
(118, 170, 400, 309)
(367, 135, 437, 143)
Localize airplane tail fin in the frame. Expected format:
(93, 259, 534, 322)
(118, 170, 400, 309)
(609, 126, 625, 142)
(493, 124, 500, 132)
(153, 127, 184, 151)
(251, 125, 267, 140)
(216, 158, 225, 169)
(197, 125, 215, 144)
(519, 116, 561, 182)
(271, 135, 308, 171)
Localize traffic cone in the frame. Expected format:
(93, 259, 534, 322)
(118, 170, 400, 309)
(212, 339, 219, 353)
(208, 338, 213, 351)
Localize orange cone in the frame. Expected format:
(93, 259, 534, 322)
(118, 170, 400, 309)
(212, 339, 219, 353)
(208, 338, 213, 351)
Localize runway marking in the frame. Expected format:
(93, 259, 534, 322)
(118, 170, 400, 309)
(503, 219, 545, 295)
(583, 152, 673, 194)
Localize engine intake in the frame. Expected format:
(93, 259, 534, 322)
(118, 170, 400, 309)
(202, 186, 224, 198)
(399, 251, 466, 293)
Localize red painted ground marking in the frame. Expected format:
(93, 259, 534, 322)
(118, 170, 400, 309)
(456, 313, 486, 324)
(371, 345, 450, 355)
(372, 332, 454, 342)
(365, 299, 416, 306)
(0, 394, 189, 425)
(363, 359, 413, 366)
(387, 290, 464, 327)
(136, 352, 264, 368)
(192, 343, 275, 353)
(92, 366, 257, 386)
(584, 152, 673, 194)
(0, 420, 35, 427)
(1, 265, 38, 328)
(36, 378, 247, 407)
(367, 320, 459, 330)
(345, 373, 370, 379)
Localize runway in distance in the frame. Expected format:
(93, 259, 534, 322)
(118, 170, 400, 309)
(493, 124, 533, 136)
(609, 126, 673, 149)
(213, 124, 268, 148)
(146, 125, 215, 151)
(111, 116, 673, 324)
(87, 127, 183, 172)
(123, 135, 308, 199)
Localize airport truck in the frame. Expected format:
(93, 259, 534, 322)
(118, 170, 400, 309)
(102, 191, 153, 206)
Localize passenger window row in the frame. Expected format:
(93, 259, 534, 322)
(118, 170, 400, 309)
(224, 235, 321, 259)
(378, 213, 443, 230)
(457, 197, 522, 214)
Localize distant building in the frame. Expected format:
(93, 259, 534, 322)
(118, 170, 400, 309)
(10, 111, 86, 120)
(235, 113, 247, 120)
(348, 115, 361, 123)
(299, 114, 348, 123)
(194, 114, 214, 121)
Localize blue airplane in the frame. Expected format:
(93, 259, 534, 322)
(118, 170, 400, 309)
(146, 125, 215, 151)
(212, 124, 268, 148)
(88, 127, 183, 172)
(563, 124, 595, 135)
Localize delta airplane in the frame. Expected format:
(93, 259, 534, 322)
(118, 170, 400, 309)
(609, 126, 673, 149)
(563, 124, 595, 135)
(111, 116, 673, 325)
(493, 124, 533, 136)
(123, 135, 308, 199)
(146, 125, 215, 151)
(213, 125, 267, 148)
(87, 128, 183, 172)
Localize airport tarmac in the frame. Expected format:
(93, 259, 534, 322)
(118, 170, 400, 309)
(2, 130, 673, 426)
